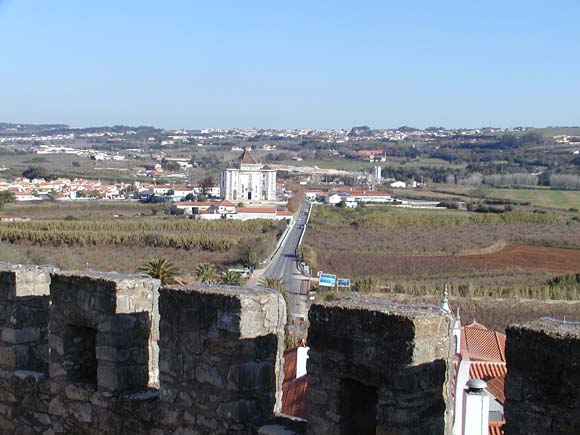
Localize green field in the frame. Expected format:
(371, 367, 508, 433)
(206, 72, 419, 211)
(489, 188, 580, 209)
(428, 185, 580, 209)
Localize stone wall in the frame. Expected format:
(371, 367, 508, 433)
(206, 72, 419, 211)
(504, 319, 580, 435)
(0, 265, 288, 435)
(306, 299, 451, 435)
(158, 284, 286, 434)
(6, 263, 580, 434)
(0, 264, 54, 373)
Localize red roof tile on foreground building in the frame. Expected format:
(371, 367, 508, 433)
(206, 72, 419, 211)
(453, 318, 507, 435)
(281, 347, 308, 419)
(488, 421, 505, 435)
(281, 376, 308, 419)
(461, 322, 506, 362)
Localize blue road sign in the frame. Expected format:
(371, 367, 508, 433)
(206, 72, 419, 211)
(319, 273, 337, 287)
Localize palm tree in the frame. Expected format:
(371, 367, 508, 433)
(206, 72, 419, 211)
(259, 276, 285, 292)
(137, 257, 180, 286)
(220, 271, 243, 286)
(195, 262, 218, 284)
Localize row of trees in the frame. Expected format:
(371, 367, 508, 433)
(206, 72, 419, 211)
(447, 172, 580, 190)
(549, 174, 580, 190)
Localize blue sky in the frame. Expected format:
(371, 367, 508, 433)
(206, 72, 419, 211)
(0, 0, 579, 129)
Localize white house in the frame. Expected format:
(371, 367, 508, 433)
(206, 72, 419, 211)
(220, 150, 277, 201)
(325, 193, 343, 205)
(390, 181, 407, 188)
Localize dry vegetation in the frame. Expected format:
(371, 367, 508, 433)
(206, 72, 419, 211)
(0, 203, 285, 278)
(304, 205, 580, 299)
(327, 293, 580, 333)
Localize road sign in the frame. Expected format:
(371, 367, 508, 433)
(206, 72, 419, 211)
(337, 278, 350, 287)
(319, 273, 337, 287)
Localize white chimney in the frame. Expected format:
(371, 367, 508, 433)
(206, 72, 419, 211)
(462, 379, 489, 435)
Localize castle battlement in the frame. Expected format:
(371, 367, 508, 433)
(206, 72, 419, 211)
(0, 263, 578, 434)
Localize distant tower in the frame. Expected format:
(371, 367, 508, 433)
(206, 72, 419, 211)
(373, 166, 382, 183)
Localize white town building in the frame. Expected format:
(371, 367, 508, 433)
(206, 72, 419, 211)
(220, 150, 276, 202)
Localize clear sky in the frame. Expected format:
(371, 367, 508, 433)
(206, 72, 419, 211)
(1, 0, 579, 129)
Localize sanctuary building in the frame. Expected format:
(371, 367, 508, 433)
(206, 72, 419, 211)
(220, 149, 276, 201)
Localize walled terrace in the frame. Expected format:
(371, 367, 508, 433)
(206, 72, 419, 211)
(0, 263, 578, 434)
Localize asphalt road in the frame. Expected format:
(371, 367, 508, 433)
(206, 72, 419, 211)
(263, 200, 310, 322)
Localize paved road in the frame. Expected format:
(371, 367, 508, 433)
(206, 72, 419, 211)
(263, 200, 310, 323)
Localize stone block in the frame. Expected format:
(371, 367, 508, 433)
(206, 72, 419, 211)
(1, 327, 41, 345)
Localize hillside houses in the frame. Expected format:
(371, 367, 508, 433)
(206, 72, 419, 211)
(0, 177, 131, 201)
(135, 183, 221, 201)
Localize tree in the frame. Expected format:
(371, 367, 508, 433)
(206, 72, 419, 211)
(220, 271, 242, 286)
(161, 158, 180, 172)
(259, 276, 285, 292)
(195, 263, 218, 284)
(136, 257, 180, 286)
(0, 190, 14, 209)
(201, 175, 215, 195)
(22, 166, 48, 180)
(239, 237, 271, 268)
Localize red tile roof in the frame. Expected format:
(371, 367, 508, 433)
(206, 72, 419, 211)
(241, 149, 257, 164)
(237, 207, 276, 214)
(283, 348, 297, 382)
(277, 210, 293, 216)
(281, 376, 307, 419)
(281, 348, 307, 419)
(488, 421, 505, 435)
(461, 322, 506, 362)
(469, 361, 507, 404)
(174, 201, 213, 207)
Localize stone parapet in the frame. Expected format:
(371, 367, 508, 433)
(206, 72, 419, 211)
(306, 299, 451, 435)
(504, 319, 580, 435)
(48, 271, 160, 393)
(158, 284, 287, 434)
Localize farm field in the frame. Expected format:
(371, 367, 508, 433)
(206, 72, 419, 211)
(0, 212, 284, 279)
(400, 185, 580, 209)
(303, 205, 580, 299)
(276, 157, 466, 172)
(2, 200, 166, 219)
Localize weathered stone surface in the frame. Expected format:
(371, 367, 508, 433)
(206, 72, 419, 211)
(0, 264, 53, 372)
(504, 320, 580, 435)
(48, 271, 159, 392)
(307, 299, 450, 435)
(0, 266, 477, 435)
(158, 284, 286, 433)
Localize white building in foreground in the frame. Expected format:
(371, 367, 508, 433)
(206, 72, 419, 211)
(220, 149, 276, 202)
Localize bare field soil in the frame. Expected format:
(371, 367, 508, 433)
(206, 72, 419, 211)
(3, 200, 166, 219)
(306, 223, 580, 255)
(314, 244, 580, 278)
(304, 206, 580, 296)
